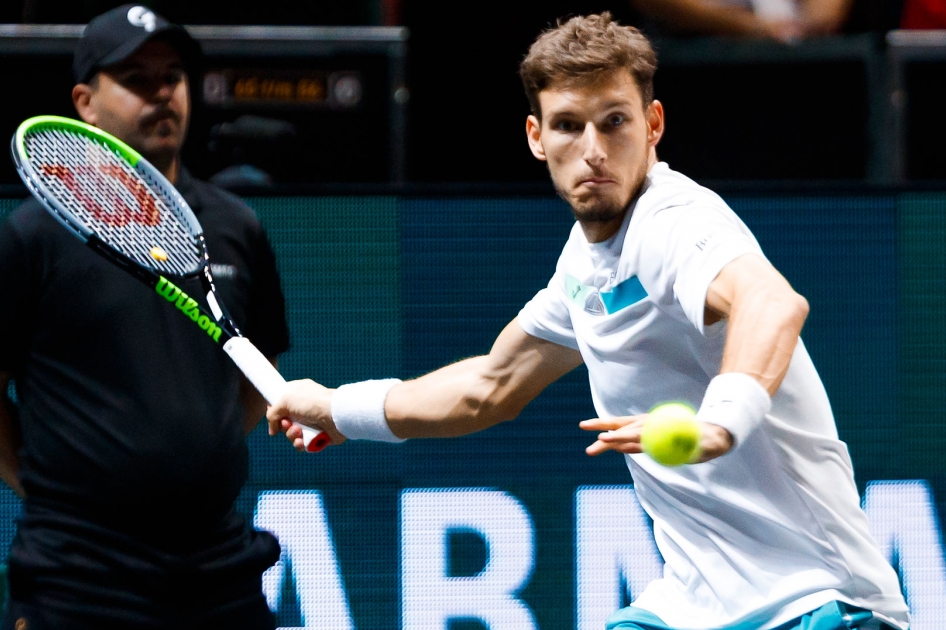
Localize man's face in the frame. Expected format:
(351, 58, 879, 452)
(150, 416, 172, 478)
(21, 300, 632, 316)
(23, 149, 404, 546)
(526, 70, 663, 236)
(73, 39, 189, 164)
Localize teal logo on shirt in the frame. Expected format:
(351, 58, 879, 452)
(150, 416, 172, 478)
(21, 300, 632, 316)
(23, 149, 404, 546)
(565, 274, 648, 315)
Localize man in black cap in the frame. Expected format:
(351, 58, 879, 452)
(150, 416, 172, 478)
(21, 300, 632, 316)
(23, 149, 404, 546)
(0, 5, 289, 628)
(71, 4, 200, 184)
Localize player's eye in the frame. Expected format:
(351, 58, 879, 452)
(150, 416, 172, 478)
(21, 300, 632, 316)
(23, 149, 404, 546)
(553, 120, 579, 133)
(606, 114, 626, 127)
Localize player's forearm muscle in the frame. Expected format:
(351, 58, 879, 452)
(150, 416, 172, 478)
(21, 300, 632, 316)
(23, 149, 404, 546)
(706, 255, 809, 395)
(0, 372, 24, 497)
(385, 320, 583, 438)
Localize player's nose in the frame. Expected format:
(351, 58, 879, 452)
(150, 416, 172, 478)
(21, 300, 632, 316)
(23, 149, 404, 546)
(581, 123, 606, 166)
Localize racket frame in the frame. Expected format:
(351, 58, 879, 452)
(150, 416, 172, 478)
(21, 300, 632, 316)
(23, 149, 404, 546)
(11, 115, 329, 452)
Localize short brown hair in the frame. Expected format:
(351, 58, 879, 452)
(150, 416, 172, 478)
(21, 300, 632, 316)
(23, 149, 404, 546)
(519, 13, 657, 118)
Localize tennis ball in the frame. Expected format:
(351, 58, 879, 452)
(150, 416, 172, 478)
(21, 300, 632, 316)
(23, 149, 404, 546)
(641, 403, 701, 467)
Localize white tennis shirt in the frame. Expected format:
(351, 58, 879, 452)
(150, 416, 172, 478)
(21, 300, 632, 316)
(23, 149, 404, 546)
(518, 162, 910, 629)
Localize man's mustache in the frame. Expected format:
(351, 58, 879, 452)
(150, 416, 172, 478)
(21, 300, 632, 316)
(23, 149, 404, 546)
(140, 108, 180, 127)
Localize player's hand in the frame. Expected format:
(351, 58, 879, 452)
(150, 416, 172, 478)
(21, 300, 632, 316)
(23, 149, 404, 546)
(580, 415, 733, 462)
(267, 379, 347, 451)
(580, 414, 647, 456)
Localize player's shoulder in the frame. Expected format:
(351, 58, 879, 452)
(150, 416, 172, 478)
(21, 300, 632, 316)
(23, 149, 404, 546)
(632, 163, 736, 235)
(639, 162, 728, 214)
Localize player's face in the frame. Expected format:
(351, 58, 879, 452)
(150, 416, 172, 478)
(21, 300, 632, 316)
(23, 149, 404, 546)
(526, 70, 663, 241)
(74, 39, 190, 167)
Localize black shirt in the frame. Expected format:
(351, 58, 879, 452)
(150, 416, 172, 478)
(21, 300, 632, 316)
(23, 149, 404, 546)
(0, 168, 289, 548)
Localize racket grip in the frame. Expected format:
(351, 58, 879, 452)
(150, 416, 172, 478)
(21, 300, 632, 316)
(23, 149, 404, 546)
(222, 337, 330, 453)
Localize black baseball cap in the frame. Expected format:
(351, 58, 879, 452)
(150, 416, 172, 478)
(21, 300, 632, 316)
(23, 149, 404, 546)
(73, 4, 201, 84)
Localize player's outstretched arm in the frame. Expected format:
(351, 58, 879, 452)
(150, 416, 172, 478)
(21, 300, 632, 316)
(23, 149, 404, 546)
(268, 319, 583, 450)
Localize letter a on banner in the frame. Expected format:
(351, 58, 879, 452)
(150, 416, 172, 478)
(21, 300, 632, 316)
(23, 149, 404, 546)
(254, 490, 355, 629)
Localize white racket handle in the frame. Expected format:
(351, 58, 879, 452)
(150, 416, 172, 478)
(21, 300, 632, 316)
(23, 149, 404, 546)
(223, 337, 329, 452)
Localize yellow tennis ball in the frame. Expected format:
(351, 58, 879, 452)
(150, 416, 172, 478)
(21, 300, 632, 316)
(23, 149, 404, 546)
(641, 403, 701, 467)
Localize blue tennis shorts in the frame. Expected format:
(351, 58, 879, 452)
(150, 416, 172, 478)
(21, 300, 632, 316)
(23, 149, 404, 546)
(607, 600, 893, 630)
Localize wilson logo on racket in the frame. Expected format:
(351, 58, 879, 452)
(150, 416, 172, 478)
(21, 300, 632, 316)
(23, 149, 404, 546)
(40, 164, 161, 227)
(155, 276, 222, 342)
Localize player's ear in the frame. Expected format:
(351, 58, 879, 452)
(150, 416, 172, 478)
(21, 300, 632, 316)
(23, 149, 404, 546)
(646, 99, 665, 148)
(72, 83, 97, 126)
(526, 115, 546, 161)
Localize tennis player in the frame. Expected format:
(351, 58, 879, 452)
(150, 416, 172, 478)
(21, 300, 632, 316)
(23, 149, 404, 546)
(0, 5, 288, 629)
(268, 12, 910, 630)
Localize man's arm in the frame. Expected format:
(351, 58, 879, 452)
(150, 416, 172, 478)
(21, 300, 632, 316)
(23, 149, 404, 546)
(386, 320, 584, 437)
(798, 0, 853, 35)
(583, 253, 808, 460)
(0, 372, 24, 497)
(240, 358, 279, 436)
(704, 253, 809, 394)
(630, 0, 803, 40)
(268, 319, 584, 449)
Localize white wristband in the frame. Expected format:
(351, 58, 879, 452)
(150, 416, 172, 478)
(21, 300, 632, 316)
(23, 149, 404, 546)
(331, 379, 404, 442)
(696, 373, 771, 447)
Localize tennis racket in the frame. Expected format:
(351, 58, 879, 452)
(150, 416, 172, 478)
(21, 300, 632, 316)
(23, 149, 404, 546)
(11, 115, 329, 452)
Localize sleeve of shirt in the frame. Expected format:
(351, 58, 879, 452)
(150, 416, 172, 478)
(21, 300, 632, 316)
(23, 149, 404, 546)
(0, 211, 34, 372)
(517, 270, 579, 350)
(243, 222, 291, 359)
(641, 204, 765, 335)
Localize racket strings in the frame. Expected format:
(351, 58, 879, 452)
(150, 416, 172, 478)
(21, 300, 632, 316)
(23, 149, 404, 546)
(25, 129, 202, 276)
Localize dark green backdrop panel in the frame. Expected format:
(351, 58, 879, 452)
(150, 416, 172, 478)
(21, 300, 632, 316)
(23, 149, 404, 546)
(899, 193, 946, 501)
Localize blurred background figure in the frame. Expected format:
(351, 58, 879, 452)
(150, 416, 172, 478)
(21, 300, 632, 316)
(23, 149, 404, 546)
(900, 0, 946, 27)
(630, 0, 855, 40)
(14, 0, 386, 25)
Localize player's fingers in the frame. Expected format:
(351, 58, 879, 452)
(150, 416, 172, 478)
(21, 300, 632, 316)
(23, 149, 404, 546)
(586, 439, 613, 456)
(599, 423, 643, 443)
(580, 415, 644, 432)
(586, 423, 646, 456)
(266, 404, 289, 434)
(580, 417, 628, 432)
(587, 437, 645, 456)
(285, 423, 304, 442)
(268, 417, 291, 436)
(580, 419, 616, 431)
(267, 415, 287, 436)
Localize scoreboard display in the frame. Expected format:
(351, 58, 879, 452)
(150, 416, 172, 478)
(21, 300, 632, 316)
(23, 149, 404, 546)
(0, 25, 408, 186)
